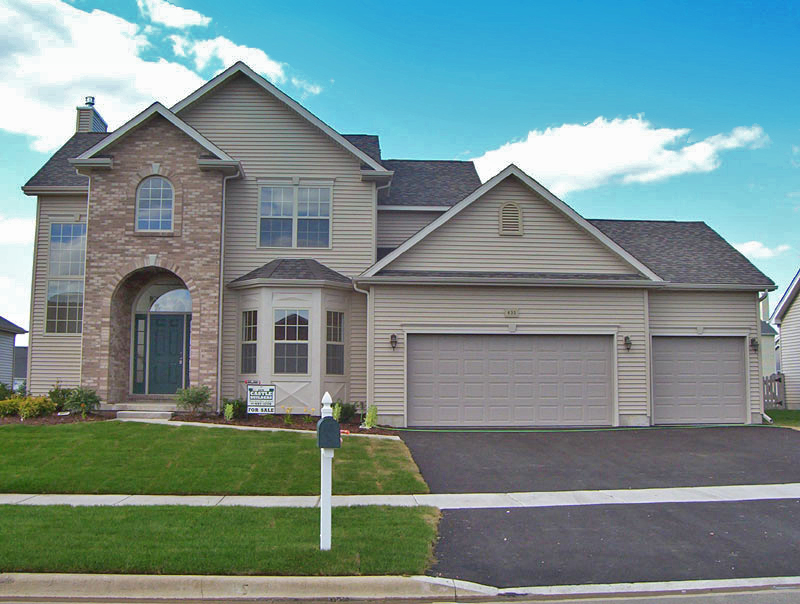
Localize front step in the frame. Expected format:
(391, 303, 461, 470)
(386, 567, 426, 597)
(116, 410, 173, 420)
(111, 402, 179, 412)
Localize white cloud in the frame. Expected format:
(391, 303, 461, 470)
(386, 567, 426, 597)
(0, 215, 35, 245)
(472, 116, 768, 196)
(182, 35, 285, 83)
(734, 241, 791, 260)
(291, 77, 322, 97)
(0, 257, 33, 345)
(137, 0, 210, 28)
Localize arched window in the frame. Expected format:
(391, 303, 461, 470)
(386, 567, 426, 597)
(150, 288, 192, 313)
(499, 202, 523, 235)
(136, 176, 173, 232)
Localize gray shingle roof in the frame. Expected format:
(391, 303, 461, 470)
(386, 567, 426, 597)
(24, 132, 109, 188)
(379, 159, 481, 207)
(230, 259, 351, 285)
(761, 320, 777, 336)
(342, 135, 382, 164)
(589, 220, 774, 287)
(0, 316, 26, 335)
(376, 270, 645, 281)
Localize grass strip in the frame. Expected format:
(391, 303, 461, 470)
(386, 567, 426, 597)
(0, 505, 439, 576)
(766, 409, 800, 427)
(0, 422, 428, 495)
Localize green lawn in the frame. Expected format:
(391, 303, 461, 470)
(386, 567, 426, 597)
(0, 422, 427, 495)
(0, 505, 439, 575)
(766, 409, 800, 427)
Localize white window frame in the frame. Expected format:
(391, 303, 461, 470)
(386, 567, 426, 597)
(135, 176, 174, 233)
(45, 221, 86, 335)
(257, 180, 333, 249)
(240, 310, 258, 375)
(273, 308, 310, 375)
(325, 310, 345, 376)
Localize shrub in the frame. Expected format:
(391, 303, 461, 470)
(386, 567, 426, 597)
(223, 403, 234, 422)
(49, 384, 76, 412)
(222, 397, 247, 419)
(16, 381, 27, 397)
(0, 398, 19, 417)
(338, 402, 357, 423)
(175, 385, 211, 414)
(332, 402, 342, 422)
(0, 382, 14, 401)
(64, 387, 101, 418)
(283, 407, 293, 425)
(18, 396, 57, 420)
(364, 405, 378, 429)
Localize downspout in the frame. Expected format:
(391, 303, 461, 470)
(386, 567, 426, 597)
(216, 169, 240, 412)
(353, 279, 371, 409)
(758, 290, 773, 424)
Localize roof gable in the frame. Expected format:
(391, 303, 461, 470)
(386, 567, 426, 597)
(0, 316, 26, 335)
(364, 165, 661, 280)
(378, 160, 481, 207)
(170, 62, 386, 173)
(772, 267, 800, 324)
(23, 132, 108, 191)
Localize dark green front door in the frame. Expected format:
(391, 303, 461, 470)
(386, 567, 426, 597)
(148, 314, 185, 394)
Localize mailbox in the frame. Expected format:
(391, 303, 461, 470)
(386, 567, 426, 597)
(317, 416, 341, 449)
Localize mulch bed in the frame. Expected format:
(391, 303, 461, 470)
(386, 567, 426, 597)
(0, 411, 114, 426)
(173, 413, 398, 436)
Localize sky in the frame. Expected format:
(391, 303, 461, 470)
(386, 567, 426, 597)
(1, 0, 798, 345)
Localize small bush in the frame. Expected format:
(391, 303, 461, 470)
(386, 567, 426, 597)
(332, 401, 342, 422)
(222, 397, 247, 419)
(0, 398, 19, 417)
(48, 384, 76, 412)
(223, 403, 234, 422)
(283, 407, 293, 425)
(18, 396, 57, 420)
(339, 402, 357, 423)
(364, 405, 378, 429)
(64, 387, 101, 418)
(0, 382, 14, 401)
(175, 385, 211, 414)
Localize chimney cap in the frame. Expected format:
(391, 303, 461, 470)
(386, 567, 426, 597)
(85, 95, 95, 107)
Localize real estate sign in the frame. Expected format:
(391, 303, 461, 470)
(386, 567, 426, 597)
(246, 384, 276, 414)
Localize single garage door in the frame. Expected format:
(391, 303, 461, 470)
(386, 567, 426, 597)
(652, 336, 746, 424)
(407, 334, 613, 427)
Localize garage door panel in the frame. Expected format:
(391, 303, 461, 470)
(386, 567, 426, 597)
(652, 337, 745, 425)
(408, 334, 613, 427)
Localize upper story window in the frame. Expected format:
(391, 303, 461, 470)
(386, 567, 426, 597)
(259, 185, 330, 248)
(46, 222, 86, 333)
(499, 202, 523, 236)
(137, 176, 173, 232)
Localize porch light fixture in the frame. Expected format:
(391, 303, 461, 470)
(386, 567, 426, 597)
(390, 334, 398, 350)
(750, 337, 759, 353)
(624, 336, 632, 351)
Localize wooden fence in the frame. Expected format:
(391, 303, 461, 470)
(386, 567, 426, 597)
(763, 372, 786, 409)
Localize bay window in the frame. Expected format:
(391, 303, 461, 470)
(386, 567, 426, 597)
(274, 309, 309, 374)
(241, 310, 257, 374)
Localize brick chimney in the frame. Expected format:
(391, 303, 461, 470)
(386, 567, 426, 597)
(75, 96, 107, 133)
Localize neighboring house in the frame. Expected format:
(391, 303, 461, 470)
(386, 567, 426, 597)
(13, 346, 28, 392)
(0, 316, 26, 388)
(761, 321, 777, 377)
(772, 268, 800, 409)
(22, 62, 775, 427)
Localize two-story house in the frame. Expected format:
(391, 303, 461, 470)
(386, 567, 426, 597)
(23, 62, 775, 427)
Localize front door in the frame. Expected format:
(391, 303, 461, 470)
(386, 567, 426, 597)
(148, 314, 185, 394)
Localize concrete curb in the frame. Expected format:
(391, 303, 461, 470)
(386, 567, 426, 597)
(115, 418, 402, 440)
(0, 573, 485, 600)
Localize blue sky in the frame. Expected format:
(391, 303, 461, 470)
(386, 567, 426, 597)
(2, 0, 799, 342)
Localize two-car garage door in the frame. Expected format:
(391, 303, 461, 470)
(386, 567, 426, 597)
(407, 334, 613, 427)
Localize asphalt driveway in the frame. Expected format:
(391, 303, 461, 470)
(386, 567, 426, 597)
(400, 426, 800, 493)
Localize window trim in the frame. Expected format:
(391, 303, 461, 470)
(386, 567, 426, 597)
(135, 176, 175, 234)
(325, 310, 345, 376)
(240, 309, 258, 375)
(273, 308, 311, 376)
(45, 221, 86, 335)
(257, 180, 333, 250)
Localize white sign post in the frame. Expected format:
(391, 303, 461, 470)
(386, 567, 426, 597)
(320, 392, 334, 551)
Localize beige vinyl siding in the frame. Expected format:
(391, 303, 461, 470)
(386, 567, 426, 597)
(349, 291, 367, 401)
(780, 300, 800, 408)
(648, 290, 762, 418)
(371, 285, 648, 424)
(0, 332, 13, 385)
(180, 74, 376, 400)
(377, 210, 442, 247)
(385, 176, 636, 274)
(28, 195, 87, 395)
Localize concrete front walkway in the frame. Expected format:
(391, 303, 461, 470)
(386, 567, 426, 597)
(3, 482, 800, 509)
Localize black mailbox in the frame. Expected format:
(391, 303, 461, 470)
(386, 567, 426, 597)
(317, 416, 341, 448)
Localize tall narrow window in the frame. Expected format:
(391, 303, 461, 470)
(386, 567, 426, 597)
(241, 310, 258, 374)
(259, 184, 331, 248)
(274, 309, 309, 374)
(46, 223, 86, 333)
(136, 176, 173, 232)
(326, 311, 344, 375)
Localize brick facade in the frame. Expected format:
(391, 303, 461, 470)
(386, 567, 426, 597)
(81, 115, 224, 403)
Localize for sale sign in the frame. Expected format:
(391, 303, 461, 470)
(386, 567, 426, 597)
(247, 384, 276, 414)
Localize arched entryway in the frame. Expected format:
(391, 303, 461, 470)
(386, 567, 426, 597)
(132, 280, 192, 394)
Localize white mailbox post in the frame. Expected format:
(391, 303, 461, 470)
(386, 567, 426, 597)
(317, 392, 340, 551)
